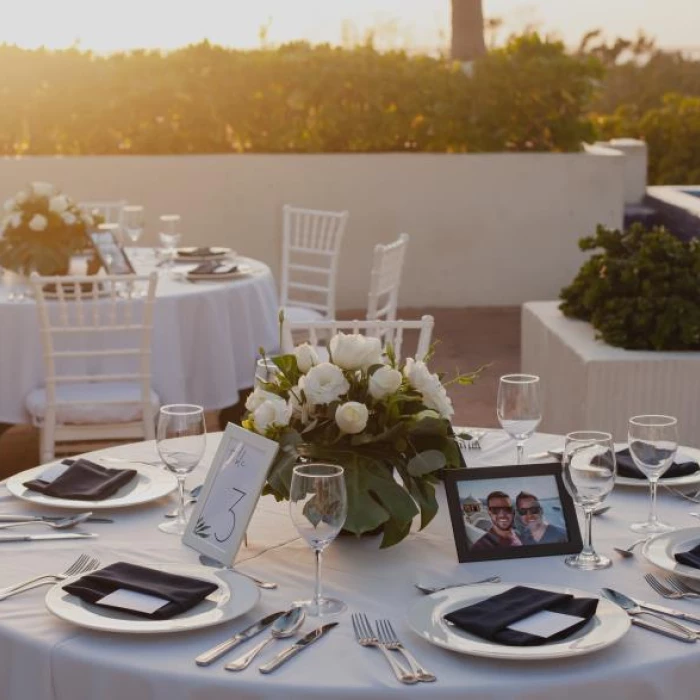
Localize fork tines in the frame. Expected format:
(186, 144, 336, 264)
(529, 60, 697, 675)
(665, 574, 700, 597)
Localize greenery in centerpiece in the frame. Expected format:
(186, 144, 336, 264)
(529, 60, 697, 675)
(241, 332, 480, 548)
(0, 182, 100, 275)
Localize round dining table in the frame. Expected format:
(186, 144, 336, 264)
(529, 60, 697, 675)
(1, 429, 700, 700)
(0, 253, 280, 425)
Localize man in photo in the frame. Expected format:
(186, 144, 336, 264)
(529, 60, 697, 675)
(471, 491, 523, 550)
(516, 491, 567, 544)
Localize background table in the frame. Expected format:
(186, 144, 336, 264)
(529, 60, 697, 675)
(1, 430, 700, 700)
(0, 257, 279, 425)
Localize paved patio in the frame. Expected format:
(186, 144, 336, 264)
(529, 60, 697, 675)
(0, 306, 520, 479)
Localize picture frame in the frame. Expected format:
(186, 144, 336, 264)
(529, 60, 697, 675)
(90, 229, 135, 275)
(443, 463, 583, 563)
(182, 423, 279, 566)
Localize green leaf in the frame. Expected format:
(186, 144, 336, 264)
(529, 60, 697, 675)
(407, 449, 446, 476)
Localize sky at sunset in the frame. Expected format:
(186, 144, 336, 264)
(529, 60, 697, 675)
(2, 1, 699, 53)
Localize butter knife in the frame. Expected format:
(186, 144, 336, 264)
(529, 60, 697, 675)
(259, 623, 338, 674)
(195, 611, 286, 666)
(0, 533, 97, 542)
(633, 597, 700, 625)
(0, 515, 113, 524)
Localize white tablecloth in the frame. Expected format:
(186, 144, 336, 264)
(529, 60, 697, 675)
(1, 430, 700, 700)
(0, 256, 280, 424)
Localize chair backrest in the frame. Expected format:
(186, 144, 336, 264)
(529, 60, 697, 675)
(281, 314, 434, 362)
(366, 233, 410, 321)
(280, 205, 349, 318)
(29, 272, 158, 420)
(79, 200, 128, 229)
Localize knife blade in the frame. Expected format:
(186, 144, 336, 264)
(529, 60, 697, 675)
(195, 611, 286, 666)
(633, 597, 700, 625)
(0, 515, 113, 524)
(0, 533, 97, 542)
(259, 623, 338, 674)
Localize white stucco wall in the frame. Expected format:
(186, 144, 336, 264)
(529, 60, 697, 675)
(0, 152, 624, 309)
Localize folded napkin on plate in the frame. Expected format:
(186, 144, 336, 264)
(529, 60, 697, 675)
(615, 448, 699, 480)
(63, 562, 218, 619)
(23, 458, 137, 500)
(674, 544, 700, 569)
(178, 247, 222, 257)
(188, 260, 238, 276)
(444, 585, 598, 646)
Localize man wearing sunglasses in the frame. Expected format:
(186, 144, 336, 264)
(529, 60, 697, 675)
(471, 491, 523, 550)
(516, 492, 567, 544)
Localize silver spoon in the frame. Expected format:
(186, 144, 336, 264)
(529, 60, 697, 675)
(613, 537, 648, 558)
(414, 576, 501, 594)
(198, 554, 278, 590)
(164, 485, 203, 518)
(225, 607, 305, 671)
(0, 511, 93, 530)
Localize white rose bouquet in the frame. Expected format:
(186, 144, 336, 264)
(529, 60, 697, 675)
(0, 182, 101, 275)
(242, 332, 480, 548)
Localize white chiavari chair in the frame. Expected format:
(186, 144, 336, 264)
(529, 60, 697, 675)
(366, 233, 410, 321)
(26, 272, 159, 462)
(280, 205, 349, 323)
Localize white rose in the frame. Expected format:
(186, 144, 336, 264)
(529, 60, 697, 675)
(329, 332, 383, 371)
(49, 195, 69, 213)
(61, 211, 77, 226)
(9, 213, 22, 228)
(294, 343, 318, 373)
(245, 387, 283, 413)
(303, 362, 350, 405)
(31, 181, 54, 198)
(335, 401, 369, 434)
(28, 214, 48, 232)
(403, 358, 454, 419)
(253, 399, 292, 433)
(15, 190, 28, 205)
(289, 378, 312, 424)
(369, 365, 403, 400)
(3, 197, 15, 213)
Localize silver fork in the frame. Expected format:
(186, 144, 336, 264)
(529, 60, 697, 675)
(664, 575, 700, 599)
(377, 619, 436, 683)
(663, 487, 700, 504)
(351, 613, 416, 685)
(0, 554, 100, 601)
(644, 573, 700, 600)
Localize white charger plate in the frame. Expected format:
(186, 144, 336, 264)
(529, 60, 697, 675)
(6, 462, 178, 510)
(614, 444, 700, 488)
(407, 582, 630, 661)
(642, 527, 700, 583)
(45, 563, 259, 633)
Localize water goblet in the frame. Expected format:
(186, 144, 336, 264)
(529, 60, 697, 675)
(123, 205, 145, 245)
(497, 374, 542, 464)
(156, 404, 206, 535)
(629, 415, 678, 534)
(289, 463, 347, 617)
(562, 431, 616, 570)
(158, 214, 181, 271)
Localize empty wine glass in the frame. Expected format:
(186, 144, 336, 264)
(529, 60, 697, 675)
(123, 205, 145, 245)
(158, 214, 181, 270)
(497, 374, 542, 464)
(289, 463, 347, 617)
(157, 404, 206, 535)
(629, 415, 678, 534)
(562, 431, 616, 570)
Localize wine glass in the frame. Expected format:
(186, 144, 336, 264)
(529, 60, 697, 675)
(289, 463, 347, 617)
(158, 214, 181, 270)
(156, 404, 206, 535)
(629, 415, 678, 534)
(123, 205, 145, 245)
(562, 431, 616, 570)
(497, 374, 542, 464)
(254, 358, 281, 388)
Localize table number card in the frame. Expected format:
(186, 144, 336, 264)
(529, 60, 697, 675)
(182, 423, 279, 565)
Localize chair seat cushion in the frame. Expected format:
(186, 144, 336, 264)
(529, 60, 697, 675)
(26, 382, 160, 425)
(283, 306, 327, 323)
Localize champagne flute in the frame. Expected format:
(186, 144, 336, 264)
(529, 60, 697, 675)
(289, 463, 347, 617)
(629, 415, 678, 534)
(158, 214, 181, 270)
(497, 374, 542, 464)
(562, 431, 616, 570)
(157, 404, 206, 535)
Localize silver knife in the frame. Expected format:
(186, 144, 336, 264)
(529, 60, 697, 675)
(195, 611, 286, 666)
(0, 515, 113, 524)
(0, 533, 97, 542)
(633, 597, 700, 625)
(259, 623, 338, 674)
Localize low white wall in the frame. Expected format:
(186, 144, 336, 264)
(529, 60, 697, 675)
(0, 152, 625, 309)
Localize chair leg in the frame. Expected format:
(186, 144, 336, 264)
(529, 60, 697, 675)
(39, 425, 55, 464)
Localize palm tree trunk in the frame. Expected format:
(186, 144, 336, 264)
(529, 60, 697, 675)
(451, 0, 487, 61)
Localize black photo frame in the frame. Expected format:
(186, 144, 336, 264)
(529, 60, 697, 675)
(444, 463, 583, 563)
(90, 230, 134, 275)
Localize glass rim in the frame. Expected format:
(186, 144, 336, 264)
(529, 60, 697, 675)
(499, 374, 540, 384)
(629, 414, 678, 427)
(565, 430, 613, 442)
(159, 403, 204, 416)
(292, 463, 344, 478)
(122, 204, 144, 212)
(159, 214, 181, 222)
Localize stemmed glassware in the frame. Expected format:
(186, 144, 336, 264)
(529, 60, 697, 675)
(156, 404, 206, 535)
(123, 206, 145, 246)
(562, 431, 616, 570)
(628, 415, 678, 534)
(497, 374, 542, 464)
(289, 463, 347, 617)
(158, 214, 181, 270)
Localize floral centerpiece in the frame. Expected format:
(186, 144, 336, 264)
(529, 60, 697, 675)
(0, 182, 99, 276)
(242, 333, 478, 548)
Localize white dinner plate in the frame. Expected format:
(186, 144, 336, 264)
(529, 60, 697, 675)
(6, 462, 178, 510)
(176, 247, 235, 262)
(614, 444, 700, 488)
(642, 527, 700, 583)
(45, 563, 259, 633)
(186, 263, 254, 282)
(406, 582, 630, 661)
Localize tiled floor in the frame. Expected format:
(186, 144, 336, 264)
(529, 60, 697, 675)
(0, 306, 520, 479)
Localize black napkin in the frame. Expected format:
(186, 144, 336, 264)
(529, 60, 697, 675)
(188, 260, 238, 275)
(63, 562, 218, 620)
(674, 544, 700, 569)
(615, 447, 699, 480)
(178, 247, 222, 257)
(23, 458, 137, 500)
(444, 585, 598, 646)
